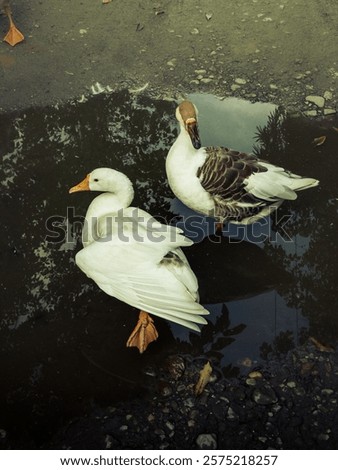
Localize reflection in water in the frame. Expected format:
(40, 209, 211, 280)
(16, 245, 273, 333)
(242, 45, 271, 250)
(0, 90, 337, 446)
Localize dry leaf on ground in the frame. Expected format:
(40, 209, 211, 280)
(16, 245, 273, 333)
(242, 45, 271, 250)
(194, 361, 213, 396)
(309, 336, 335, 353)
(312, 136, 326, 146)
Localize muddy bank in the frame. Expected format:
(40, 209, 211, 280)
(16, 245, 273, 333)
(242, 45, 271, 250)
(0, 0, 337, 113)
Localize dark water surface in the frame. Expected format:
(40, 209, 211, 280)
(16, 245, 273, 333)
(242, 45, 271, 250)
(1, 90, 337, 447)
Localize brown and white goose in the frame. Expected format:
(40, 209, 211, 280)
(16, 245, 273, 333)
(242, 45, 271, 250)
(166, 100, 319, 225)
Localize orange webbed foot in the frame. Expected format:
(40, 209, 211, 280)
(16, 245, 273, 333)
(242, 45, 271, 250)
(126, 311, 158, 353)
(3, 7, 24, 46)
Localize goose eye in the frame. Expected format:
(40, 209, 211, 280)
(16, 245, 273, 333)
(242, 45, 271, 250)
(94, 178, 99, 182)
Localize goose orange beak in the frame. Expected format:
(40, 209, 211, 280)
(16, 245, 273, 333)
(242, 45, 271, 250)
(69, 174, 90, 193)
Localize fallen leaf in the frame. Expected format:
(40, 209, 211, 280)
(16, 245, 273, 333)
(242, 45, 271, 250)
(309, 336, 335, 353)
(333, 127, 338, 133)
(194, 361, 212, 396)
(312, 135, 326, 146)
(136, 23, 144, 32)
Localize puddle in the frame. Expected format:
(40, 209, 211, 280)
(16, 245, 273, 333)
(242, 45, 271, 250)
(0, 90, 337, 446)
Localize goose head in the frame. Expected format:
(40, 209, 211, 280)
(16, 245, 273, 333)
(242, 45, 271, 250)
(175, 100, 201, 150)
(69, 167, 134, 208)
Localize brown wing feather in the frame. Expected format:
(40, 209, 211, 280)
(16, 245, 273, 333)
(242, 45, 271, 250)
(197, 147, 270, 221)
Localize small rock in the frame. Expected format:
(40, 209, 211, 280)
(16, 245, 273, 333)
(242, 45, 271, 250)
(246, 378, 257, 386)
(252, 385, 278, 405)
(306, 95, 325, 108)
(318, 433, 329, 441)
(322, 389, 334, 395)
(119, 425, 128, 431)
(235, 78, 247, 85)
(227, 407, 237, 420)
(231, 84, 241, 92)
(200, 78, 212, 84)
(158, 381, 173, 397)
(324, 108, 336, 115)
(166, 59, 177, 67)
(248, 371, 263, 379)
(304, 110, 318, 117)
(287, 381, 296, 388)
(270, 84, 278, 90)
(195, 69, 207, 74)
(205, 13, 213, 21)
(324, 90, 333, 100)
(190, 79, 200, 85)
(105, 435, 113, 449)
(165, 355, 185, 380)
(0, 429, 6, 439)
(295, 73, 305, 80)
(196, 433, 217, 450)
(165, 421, 175, 431)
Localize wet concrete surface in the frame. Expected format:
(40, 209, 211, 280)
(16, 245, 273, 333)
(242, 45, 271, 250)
(0, 1, 337, 113)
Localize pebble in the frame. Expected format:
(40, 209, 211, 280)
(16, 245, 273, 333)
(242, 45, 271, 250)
(287, 381, 296, 388)
(249, 371, 263, 379)
(246, 378, 257, 386)
(190, 80, 200, 85)
(200, 78, 213, 84)
(195, 69, 207, 74)
(231, 84, 241, 92)
(165, 421, 175, 431)
(324, 108, 336, 115)
(324, 90, 333, 100)
(227, 407, 237, 420)
(304, 110, 318, 117)
(166, 59, 177, 67)
(196, 433, 217, 450)
(306, 95, 325, 108)
(270, 84, 278, 90)
(252, 385, 278, 405)
(322, 389, 334, 395)
(165, 355, 185, 380)
(235, 78, 247, 85)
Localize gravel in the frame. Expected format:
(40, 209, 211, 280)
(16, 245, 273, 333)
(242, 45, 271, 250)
(37, 341, 338, 450)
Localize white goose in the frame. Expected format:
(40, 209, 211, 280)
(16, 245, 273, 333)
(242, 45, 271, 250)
(69, 168, 208, 353)
(166, 100, 319, 225)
